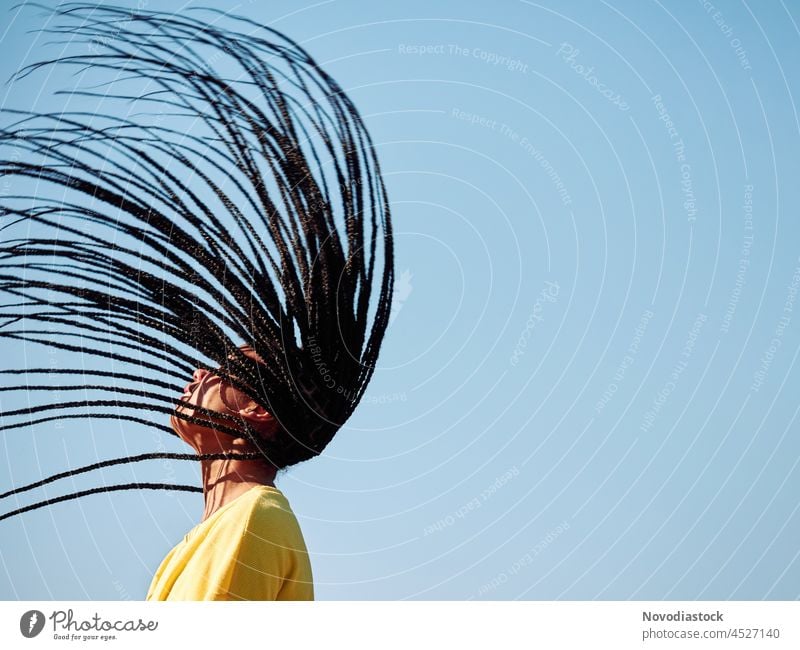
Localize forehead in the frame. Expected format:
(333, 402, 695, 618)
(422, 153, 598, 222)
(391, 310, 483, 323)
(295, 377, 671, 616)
(220, 347, 266, 381)
(232, 345, 265, 364)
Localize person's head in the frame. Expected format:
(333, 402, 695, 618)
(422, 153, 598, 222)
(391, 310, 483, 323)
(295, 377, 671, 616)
(0, 3, 394, 519)
(171, 345, 278, 457)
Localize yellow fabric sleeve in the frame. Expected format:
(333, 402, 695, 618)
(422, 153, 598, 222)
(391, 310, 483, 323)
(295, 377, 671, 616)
(146, 485, 314, 601)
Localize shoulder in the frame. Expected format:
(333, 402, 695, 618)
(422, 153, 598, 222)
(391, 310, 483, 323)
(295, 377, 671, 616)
(227, 486, 307, 550)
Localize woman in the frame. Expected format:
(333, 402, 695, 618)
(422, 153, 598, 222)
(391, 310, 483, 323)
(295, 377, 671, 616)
(0, 4, 393, 600)
(147, 346, 314, 600)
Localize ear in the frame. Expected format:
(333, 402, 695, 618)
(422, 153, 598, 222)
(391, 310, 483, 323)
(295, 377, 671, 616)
(238, 403, 278, 439)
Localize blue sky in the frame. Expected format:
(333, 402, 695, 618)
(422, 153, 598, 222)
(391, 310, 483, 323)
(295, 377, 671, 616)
(1, 0, 799, 600)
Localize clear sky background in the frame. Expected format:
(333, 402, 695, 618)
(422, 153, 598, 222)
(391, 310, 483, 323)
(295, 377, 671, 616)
(1, 0, 799, 600)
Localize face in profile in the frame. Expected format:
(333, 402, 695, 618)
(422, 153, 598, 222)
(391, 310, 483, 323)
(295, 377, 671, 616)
(171, 347, 275, 451)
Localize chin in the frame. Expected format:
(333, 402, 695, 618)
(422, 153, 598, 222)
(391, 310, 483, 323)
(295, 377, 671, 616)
(170, 413, 192, 445)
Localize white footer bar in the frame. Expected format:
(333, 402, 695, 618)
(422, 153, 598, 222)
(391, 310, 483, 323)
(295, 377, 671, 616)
(2, 601, 796, 649)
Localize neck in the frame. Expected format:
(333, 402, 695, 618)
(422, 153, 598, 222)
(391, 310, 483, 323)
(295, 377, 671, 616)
(198, 456, 277, 522)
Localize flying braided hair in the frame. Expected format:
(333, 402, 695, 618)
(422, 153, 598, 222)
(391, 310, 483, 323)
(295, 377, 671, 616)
(0, 3, 394, 521)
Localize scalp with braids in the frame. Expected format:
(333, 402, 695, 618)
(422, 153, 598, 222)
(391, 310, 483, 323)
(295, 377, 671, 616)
(0, 3, 393, 520)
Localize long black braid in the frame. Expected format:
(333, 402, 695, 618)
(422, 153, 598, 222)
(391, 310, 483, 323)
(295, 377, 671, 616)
(0, 3, 394, 519)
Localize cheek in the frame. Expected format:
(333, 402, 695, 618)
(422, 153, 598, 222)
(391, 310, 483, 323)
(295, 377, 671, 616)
(172, 389, 208, 433)
(181, 382, 208, 411)
(203, 389, 229, 414)
(184, 386, 230, 421)
(220, 384, 250, 412)
(172, 379, 233, 438)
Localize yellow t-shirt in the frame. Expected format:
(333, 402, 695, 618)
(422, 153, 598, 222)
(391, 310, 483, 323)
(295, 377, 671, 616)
(146, 485, 314, 601)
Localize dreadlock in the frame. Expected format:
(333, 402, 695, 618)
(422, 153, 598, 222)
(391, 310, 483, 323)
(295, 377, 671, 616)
(0, 3, 394, 519)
